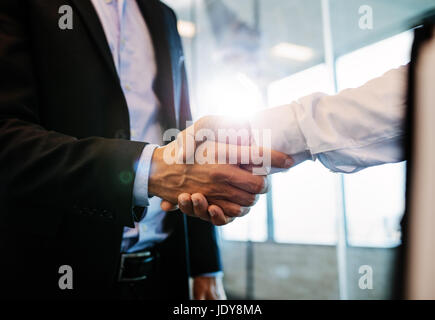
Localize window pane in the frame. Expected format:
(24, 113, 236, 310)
(330, 0, 435, 56)
(344, 163, 406, 247)
(272, 161, 338, 244)
(336, 31, 412, 247)
(221, 194, 267, 242)
(336, 31, 413, 90)
(268, 63, 337, 245)
(169, 0, 329, 243)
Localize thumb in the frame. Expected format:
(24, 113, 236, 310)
(175, 115, 253, 163)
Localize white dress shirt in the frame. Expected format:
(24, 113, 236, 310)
(251, 66, 408, 173)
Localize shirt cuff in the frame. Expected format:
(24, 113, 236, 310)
(133, 144, 159, 207)
(250, 104, 313, 165)
(195, 271, 224, 278)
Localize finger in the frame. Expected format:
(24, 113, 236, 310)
(208, 205, 235, 226)
(191, 193, 212, 221)
(238, 145, 293, 169)
(262, 148, 294, 169)
(213, 184, 258, 207)
(239, 206, 251, 217)
(195, 116, 252, 146)
(178, 193, 194, 216)
(208, 205, 226, 226)
(223, 216, 236, 225)
(239, 164, 254, 172)
(177, 116, 252, 163)
(213, 143, 293, 169)
(210, 199, 251, 218)
(220, 166, 269, 194)
(161, 200, 178, 212)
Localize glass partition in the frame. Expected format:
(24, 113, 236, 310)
(163, 0, 435, 299)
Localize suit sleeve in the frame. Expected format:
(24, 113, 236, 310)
(0, 1, 145, 233)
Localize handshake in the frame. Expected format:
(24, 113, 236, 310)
(148, 115, 293, 226)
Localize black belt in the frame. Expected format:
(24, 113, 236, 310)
(117, 248, 159, 282)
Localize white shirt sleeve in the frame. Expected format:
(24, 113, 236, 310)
(250, 65, 408, 173)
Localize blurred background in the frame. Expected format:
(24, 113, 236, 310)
(162, 0, 435, 299)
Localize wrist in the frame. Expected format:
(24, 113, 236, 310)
(148, 146, 165, 198)
(132, 144, 159, 207)
(148, 145, 185, 203)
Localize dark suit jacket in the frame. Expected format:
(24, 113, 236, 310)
(0, 0, 222, 299)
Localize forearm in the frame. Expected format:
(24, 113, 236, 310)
(1, 117, 146, 228)
(250, 65, 408, 172)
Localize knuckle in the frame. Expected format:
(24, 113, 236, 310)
(199, 115, 211, 124)
(196, 116, 208, 129)
(210, 168, 224, 181)
(210, 184, 224, 198)
(245, 193, 257, 207)
(195, 205, 209, 216)
(229, 206, 243, 217)
(254, 177, 266, 193)
(209, 171, 219, 181)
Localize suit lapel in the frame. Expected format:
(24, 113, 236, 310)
(69, 0, 178, 130)
(69, 0, 118, 81)
(136, 0, 177, 130)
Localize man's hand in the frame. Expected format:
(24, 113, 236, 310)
(151, 115, 293, 225)
(193, 276, 226, 300)
(175, 192, 231, 223)
(149, 142, 271, 225)
(157, 115, 293, 224)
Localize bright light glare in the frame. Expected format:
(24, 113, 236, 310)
(336, 30, 412, 89)
(270, 42, 314, 62)
(201, 73, 263, 120)
(267, 64, 334, 107)
(177, 20, 196, 38)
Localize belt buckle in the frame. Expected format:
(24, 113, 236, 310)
(118, 251, 152, 282)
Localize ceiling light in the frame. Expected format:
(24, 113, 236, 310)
(270, 42, 314, 62)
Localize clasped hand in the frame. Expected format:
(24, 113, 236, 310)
(148, 115, 293, 225)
